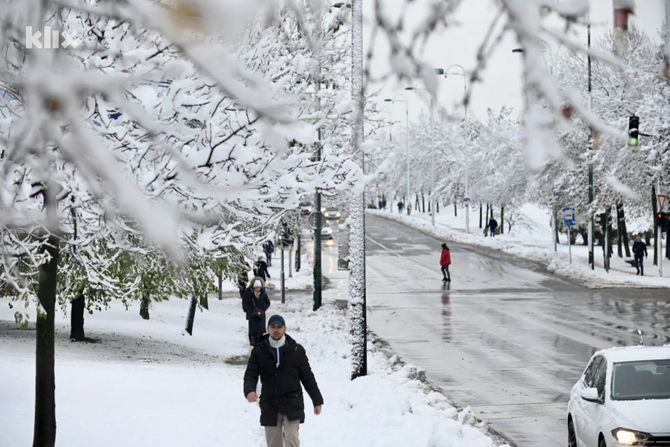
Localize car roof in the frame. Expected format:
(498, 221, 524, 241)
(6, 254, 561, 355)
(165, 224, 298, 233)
(595, 345, 670, 363)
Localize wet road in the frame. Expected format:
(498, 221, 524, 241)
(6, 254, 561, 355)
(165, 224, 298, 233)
(364, 215, 670, 447)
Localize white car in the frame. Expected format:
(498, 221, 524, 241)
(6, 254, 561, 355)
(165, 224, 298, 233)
(322, 206, 341, 220)
(567, 345, 670, 447)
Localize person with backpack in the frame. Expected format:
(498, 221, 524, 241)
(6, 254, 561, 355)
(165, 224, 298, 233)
(439, 243, 452, 282)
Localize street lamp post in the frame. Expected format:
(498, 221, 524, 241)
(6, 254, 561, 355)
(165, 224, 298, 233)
(383, 97, 410, 214)
(435, 65, 469, 231)
(436, 65, 468, 118)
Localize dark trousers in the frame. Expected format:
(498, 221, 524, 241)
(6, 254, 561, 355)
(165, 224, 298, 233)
(635, 256, 644, 275)
(248, 317, 266, 346)
(441, 265, 451, 281)
(265, 253, 272, 266)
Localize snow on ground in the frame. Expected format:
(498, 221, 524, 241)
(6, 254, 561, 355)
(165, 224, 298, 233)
(0, 291, 508, 447)
(220, 239, 314, 293)
(369, 203, 670, 288)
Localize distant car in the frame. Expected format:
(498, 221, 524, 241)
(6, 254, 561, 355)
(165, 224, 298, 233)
(321, 226, 334, 239)
(299, 202, 312, 215)
(311, 225, 333, 240)
(567, 345, 670, 447)
(322, 206, 341, 220)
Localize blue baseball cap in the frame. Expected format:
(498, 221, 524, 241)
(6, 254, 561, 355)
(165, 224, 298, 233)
(268, 315, 285, 327)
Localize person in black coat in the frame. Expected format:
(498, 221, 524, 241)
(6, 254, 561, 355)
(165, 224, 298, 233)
(488, 217, 498, 237)
(632, 236, 648, 276)
(263, 240, 275, 267)
(244, 315, 323, 447)
(242, 277, 271, 346)
(254, 257, 271, 282)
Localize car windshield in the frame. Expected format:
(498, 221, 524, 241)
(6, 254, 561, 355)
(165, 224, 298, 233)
(326, 207, 338, 212)
(611, 359, 670, 400)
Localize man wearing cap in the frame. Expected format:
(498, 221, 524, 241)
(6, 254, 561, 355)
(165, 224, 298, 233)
(242, 277, 271, 346)
(243, 314, 323, 447)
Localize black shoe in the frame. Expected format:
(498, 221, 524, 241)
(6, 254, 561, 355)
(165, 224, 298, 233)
(446, 278, 451, 282)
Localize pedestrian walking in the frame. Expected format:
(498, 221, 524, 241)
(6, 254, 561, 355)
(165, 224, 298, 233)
(254, 257, 271, 281)
(263, 240, 275, 267)
(244, 315, 323, 447)
(439, 243, 452, 282)
(237, 262, 250, 299)
(242, 278, 271, 346)
(632, 236, 648, 276)
(488, 217, 498, 237)
(397, 201, 404, 214)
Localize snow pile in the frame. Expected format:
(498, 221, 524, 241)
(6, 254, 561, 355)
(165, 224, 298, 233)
(0, 293, 508, 447)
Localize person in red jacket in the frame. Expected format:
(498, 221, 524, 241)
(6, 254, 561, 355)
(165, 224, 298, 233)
(440, 243, 452, 282)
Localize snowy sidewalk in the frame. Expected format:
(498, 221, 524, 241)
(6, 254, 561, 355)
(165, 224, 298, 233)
(369, 206, 670, 288)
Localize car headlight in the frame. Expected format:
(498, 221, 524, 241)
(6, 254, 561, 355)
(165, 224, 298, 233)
(611, 428, 651, 445)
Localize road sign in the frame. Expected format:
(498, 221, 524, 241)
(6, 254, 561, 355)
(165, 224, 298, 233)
(562, 207, 576, 227)
(658, 194, 668, 212)
(463, 196, 471, 204)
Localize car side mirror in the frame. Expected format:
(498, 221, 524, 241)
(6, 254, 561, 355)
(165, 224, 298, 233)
(580, 387, 602, 403)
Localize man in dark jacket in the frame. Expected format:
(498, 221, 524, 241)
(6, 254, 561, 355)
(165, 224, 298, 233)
(488, 217, 498, 237)
(632, 236, 648, 276)
(254, 256, 271, 281)
(244, 315, 323, 447)
(242, 278, 271, 346)
(263, 240, 275, 267)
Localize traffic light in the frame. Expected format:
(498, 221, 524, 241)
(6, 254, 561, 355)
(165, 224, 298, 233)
(597, 213, 606, 228)
(657, 212, 668, 229)
(628, 115, 639, 146)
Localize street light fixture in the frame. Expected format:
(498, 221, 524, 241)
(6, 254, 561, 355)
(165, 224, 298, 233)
(435, 64, 468, 118)
(384, 97, 411, 214)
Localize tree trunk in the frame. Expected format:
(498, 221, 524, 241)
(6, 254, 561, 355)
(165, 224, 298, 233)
(500, 206, 505, 235)
(554, 207, 559, 245)
(70, 292, 85, 341)
(427, 198, 431, 213)
(453, 201, 457, 217)
(185, 296, 197, 335)
(666, 224, 670, 260)
(34, 235, 59, 447)
(140, 292, 150, 320)
(618, 203, 631, 258)
(199, 294, 208, 310)
(479, 204, 483, 228)
(295, 233, 301, 272)
(436, 201, 439, 213)
(652, 185, 659, 266)
(421, 190, 425, 213)
(217, 270, 223, 300)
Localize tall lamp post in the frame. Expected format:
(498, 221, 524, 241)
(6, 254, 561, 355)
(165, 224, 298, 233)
(435, 65, 469, 230)
(383, 97, 410, 214)
(436, 65, 468, 118)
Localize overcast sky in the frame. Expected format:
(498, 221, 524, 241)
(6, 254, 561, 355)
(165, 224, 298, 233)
(371, 0, 668, 130)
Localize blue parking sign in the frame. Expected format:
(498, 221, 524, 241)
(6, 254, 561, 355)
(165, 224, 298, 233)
(562, 207, 576, 227)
